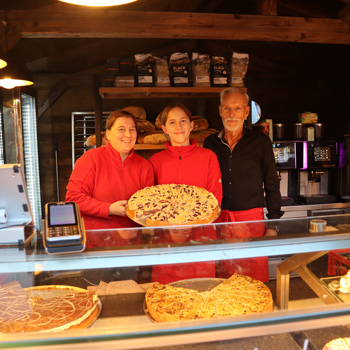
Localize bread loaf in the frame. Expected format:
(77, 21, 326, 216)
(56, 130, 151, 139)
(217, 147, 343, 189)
(190, 128, 218, 143)
(137, 128, 217, 145)
(192, 116, 209, 131)
(122, 106, 147, 120)
(85, 132, 107, 147)
(138, 131, 168, 144)
(136, 119, 156, 132)
(155, 113, 163, 129)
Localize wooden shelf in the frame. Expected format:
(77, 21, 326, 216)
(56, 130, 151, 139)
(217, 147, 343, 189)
(99, 87, 230, 99)
(134, 144, 166, 150)
(97, 86, 242, 149)
(134, 142, 203, 150)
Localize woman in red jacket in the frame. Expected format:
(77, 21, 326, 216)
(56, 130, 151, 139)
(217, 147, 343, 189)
(66, 109, 154, 247)
(149, 102, 222, 283)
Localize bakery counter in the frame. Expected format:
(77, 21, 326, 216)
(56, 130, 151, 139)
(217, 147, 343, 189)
(264, 202, 350, 219)
(3, 214, 350, 274)
(2, 287, 350, 350)
(2, 214, 350, 349)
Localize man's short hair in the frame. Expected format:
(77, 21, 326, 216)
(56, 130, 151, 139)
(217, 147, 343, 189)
(220, 87, 250, 105)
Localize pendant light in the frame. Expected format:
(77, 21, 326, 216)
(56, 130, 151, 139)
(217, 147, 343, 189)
(0, 14, 34, 89)
(59, 0, 138, 6)
(0, 55, 33, 89)
(0, 58, 7, 69)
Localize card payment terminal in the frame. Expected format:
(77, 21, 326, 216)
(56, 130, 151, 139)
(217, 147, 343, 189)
(43, 202, 86, 254)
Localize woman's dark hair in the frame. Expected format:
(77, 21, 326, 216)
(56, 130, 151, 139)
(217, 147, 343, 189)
(160, 102, 192, 126)
(106, 109, 137, 131)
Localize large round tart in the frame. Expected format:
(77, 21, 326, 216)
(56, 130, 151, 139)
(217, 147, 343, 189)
(126, 184, 219, 227)
(0, 283, 101, 333)
(145, 273, 273, 322)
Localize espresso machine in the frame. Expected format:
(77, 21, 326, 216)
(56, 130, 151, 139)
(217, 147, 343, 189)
(296, 140, 338, 204)
(337, 135, 350, 202)
(272, 141, 299, 206)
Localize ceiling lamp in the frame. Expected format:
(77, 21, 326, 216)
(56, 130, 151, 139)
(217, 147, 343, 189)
(0, 56, 33, 89)
(0, 13, 33, 89)
(0, 58, 7, 69)
(59, 0, 138, 6)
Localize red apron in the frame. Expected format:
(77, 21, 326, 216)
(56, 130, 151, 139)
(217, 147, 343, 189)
(216, 208, 269, 282)
(152, 225, 216, 284)
(86, 228, 142, 248)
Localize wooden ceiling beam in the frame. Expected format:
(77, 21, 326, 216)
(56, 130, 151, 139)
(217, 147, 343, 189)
(257, 0, 277, 16)
(5, 5, 350, 45)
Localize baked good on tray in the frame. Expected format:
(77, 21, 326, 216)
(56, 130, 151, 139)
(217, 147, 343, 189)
(137, 130, 168, 144)
(122, 106, 147, 120)
(145, 273, 273, 322)
(0, 282, 100, 333)
(126, 184, 219, 226)
(323, 338, 350, 350)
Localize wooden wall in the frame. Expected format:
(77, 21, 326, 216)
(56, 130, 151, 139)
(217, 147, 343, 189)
(36, 40, 350, 212)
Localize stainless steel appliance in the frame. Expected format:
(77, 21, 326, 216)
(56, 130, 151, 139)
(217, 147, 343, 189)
(337, 135, 350, 202)
(296, 140, 338, 204)
(0, 88, 42, 231)
(272, 141, 299, 205)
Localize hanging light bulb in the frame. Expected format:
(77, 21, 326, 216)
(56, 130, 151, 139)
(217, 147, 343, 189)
(0, 13, 33, 89)
(59, 0, 138, 6)
(0, 55, 33, 89)
(0, 58, 7, 69)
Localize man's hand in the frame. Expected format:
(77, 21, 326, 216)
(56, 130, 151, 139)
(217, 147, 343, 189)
(109, 200, 127, 216)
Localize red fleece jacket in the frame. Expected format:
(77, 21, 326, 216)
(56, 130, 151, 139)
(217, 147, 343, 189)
(66, 142, 154, 232)
(149, 139, 222, 204)
(149, 139, 222, 283)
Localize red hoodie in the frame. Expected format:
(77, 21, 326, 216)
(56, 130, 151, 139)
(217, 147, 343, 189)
(149, 139, 222, 203)
(66, 142, 154, 238)
(149, 139, 222, 284)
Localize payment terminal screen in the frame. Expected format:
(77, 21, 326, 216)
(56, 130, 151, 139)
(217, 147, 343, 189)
(48, 203, 77, 226)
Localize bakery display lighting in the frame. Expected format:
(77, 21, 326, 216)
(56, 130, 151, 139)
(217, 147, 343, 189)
(59, 0, 138, 6)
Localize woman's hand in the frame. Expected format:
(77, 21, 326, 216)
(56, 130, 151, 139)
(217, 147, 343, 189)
(109, 200, 128, 216)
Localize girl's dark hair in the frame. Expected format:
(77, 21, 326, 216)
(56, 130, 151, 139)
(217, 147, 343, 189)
(160, 102, 192, 126)
(106, 109, 137, 131)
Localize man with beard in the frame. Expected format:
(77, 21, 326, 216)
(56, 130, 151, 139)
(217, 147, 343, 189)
(203, 87, 283, 282)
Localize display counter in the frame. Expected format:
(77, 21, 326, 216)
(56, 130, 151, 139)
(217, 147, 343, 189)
(1, 214, 350, 349)
(265, 202, 350, 218)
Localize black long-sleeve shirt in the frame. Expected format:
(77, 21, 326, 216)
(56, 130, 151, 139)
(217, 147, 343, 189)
(203, 128, 284, 219)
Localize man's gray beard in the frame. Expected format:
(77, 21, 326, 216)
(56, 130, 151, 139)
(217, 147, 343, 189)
(223, 120, 237, 132)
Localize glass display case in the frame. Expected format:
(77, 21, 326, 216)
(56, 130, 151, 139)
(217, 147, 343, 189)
(1, 214, 350, 349)
(0, 88, 42, 230)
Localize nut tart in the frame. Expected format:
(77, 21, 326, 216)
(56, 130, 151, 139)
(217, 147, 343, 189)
(145, 273, 273, 322)
(126, 184, 219, 227)
(323, 338, 350, 350)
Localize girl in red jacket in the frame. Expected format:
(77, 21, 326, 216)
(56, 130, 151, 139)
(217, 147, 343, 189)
(149, 102, 222, 283)
(66, 110, 154, 247)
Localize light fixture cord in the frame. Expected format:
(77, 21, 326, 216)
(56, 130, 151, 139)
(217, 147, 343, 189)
(4, 10, 7, 54)
(1, 10, 8, 54)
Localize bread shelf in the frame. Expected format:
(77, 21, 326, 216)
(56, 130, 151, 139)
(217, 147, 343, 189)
(134, 142, 203, 150)
(134, 144, 166, 150)
(99, 87, 229, 99)
(96, 86, 236, 150)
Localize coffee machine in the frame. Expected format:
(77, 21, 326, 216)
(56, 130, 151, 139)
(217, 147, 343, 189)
(337, 135, 350, 202)
(296, 140, 338, 204)
(272, 141, 299, 205)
